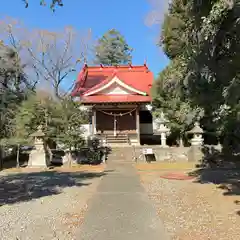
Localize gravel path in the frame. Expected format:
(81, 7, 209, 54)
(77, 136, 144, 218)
(139, 171, 240, 240)
(0, 170, 102, 240)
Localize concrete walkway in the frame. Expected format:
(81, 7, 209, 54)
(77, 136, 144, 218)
(78, 162, 169, 240)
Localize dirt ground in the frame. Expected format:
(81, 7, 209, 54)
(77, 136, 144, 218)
(0, 164, 105, 240)
(136, 163, 240, 240)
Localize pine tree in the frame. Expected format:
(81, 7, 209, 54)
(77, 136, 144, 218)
(0, 42, 29, 141)
(153, 0, 240, 149)
(94, 29, 133, 66)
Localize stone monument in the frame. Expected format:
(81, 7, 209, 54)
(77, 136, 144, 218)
(28, 125, 50, 168)
(187, 122, 204, 162)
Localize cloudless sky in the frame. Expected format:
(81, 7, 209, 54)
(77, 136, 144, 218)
(0, 0, 169, 77)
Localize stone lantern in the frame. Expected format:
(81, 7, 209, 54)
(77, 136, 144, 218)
(188, 122, 203, 146)
(28, 125, 50, 168)
(156, 112, 170, 147)
(187, 122, 204, 162)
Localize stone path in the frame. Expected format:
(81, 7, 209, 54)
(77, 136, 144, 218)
(78, 162, 169, 240)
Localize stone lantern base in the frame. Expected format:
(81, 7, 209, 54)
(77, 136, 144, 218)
(28, 149, 50, 168)
(188, 145, 203, 162)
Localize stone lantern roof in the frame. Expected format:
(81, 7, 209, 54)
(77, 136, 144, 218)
(158, 124, 170, 133)
(30, 125, 45, 137)
(188, 122, 203, 134)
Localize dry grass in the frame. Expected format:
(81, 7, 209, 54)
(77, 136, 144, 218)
(136, 162, 197, 171)
(55, 164, 106, 173)
(63, 205, 88, 229)
(137, 165, 240, 240)
(2, 164, 106, 174)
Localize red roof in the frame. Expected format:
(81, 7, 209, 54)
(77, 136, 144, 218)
(72, 64, 153, 103)
(81, 95, 152, 104)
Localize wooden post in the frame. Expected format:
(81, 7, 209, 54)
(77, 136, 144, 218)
(136, 107, 140, 145)
(113, 115, 117, 137)
(93, 109, 97, 135)
(0, 146, 3, 170)
(16, 144, 20, 168)
(91, 109, 95, 135)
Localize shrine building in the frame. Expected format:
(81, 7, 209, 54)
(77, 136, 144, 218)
(72, 64, 154, 146)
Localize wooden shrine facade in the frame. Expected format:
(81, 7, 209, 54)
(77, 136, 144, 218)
(72, 64, 154, 145)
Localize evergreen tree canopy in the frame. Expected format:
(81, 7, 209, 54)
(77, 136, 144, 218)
(153, 0, 240, 149)
(14, 92, 87, 149)
(0, 42, 31, 141)
(160, 0, 192, 59)
(94, 29, 133, 66)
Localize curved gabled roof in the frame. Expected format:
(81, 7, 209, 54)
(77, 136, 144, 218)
(71, 64, 153, 103)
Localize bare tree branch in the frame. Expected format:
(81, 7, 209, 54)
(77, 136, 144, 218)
(0, 17, 93, 98)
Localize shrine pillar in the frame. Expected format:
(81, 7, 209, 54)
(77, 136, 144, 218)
(136, 107, 140, 144)
(92, 108, 97, 135)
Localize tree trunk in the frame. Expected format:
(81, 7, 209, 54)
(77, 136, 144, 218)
(16, 144, 20, 168)
(0, 146, 3, 170)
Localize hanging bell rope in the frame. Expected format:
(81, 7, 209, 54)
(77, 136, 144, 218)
(96, 107, 137, 117)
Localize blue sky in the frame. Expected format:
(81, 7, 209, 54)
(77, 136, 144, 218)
(0, 0, 169, 77)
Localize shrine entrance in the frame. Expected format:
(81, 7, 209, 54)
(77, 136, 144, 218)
(96, 108, 137, 136)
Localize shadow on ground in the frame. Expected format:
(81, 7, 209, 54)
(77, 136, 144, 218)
(189, 145, 240, 215)
(0, 170, 106, 207)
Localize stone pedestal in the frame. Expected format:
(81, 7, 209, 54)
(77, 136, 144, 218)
(188, 145, 203, 162)
(28, 149, 50, 167)
(160, 132, 167, 147)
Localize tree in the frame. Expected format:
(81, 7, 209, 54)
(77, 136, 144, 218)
(23, 0, 63, 10)
(56, 97, 87, 150)
(151, 1, 201, 144)
(0, 17, 93, 99)
(160, 0, 192, 59)
(94, 29, 133, 66)
(154, 0, 240, 150)
(14, 91, 87, 149)
(0, 18, 92, 168)
(0, 41, 31, 141)
(188, 0, 240, 151)
(152, 57, 202, 145)
(0, 41, 35, 169)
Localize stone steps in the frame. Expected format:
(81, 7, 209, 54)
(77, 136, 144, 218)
(106, 134, 129, 145)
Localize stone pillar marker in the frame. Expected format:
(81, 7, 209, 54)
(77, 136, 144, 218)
(28, 125, 50, 168)
(187, 122, 204, 162)
(136, 106, 140, 145)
